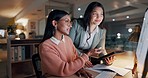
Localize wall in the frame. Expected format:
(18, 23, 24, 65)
(38, 19, 46, 36)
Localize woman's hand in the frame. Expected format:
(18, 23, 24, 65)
(86, 48, 103, 57)
(85, 61, 93, 68)
(104, 56, 115, 65)
(75, 68, 93, 78)
(132, 63, 137, 74)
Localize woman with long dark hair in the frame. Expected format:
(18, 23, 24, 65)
(69, 2, 114, 66)
(40, 10, 101, 77)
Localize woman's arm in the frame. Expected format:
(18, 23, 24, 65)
(96, 29, 107, 55)
(40, 42, 89, 76)
(69, 19, 83, 56)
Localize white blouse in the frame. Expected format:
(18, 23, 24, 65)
(79, 26, 99, 49)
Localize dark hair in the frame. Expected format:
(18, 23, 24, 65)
(41, 10, 69, 42)
(82, 1, 105, 30)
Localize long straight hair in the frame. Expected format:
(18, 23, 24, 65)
(41, 10, 69, 43)
(82, 2, 105, 31)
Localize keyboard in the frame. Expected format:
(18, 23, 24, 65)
(95, 71, 116, 78)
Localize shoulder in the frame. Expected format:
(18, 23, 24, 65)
(40, 39, 54, 48)
(41, 39, 50, 45)
(39, 39, 53, 52)
(65, 35, 76, 43)
(98, 27, 106, 36)
(102, 28, 106, 32)
(65, 35, 73, 41)
(99, 27, 106, 32)
(71, 18, 84, 30)
(72, 18, 83, 26)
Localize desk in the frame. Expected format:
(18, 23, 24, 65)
(47, 51, 135, 78)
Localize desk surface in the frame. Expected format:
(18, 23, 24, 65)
(47, 51, 135, 78)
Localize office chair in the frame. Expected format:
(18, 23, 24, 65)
(32, 53, 45, 78)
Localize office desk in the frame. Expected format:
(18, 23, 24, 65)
(47, 51, 135, 78)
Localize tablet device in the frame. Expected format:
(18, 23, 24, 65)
(97, 50, 125, 60)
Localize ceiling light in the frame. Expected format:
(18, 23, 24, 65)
(114, 5, 119, 9)
(112, 19, 115, 21)
(126, 16, 129, 19)
(144, 18, 145, 20)
(128, 28, 133, 32)
(125, 0, 131, 6)
(80, 15, 83, 18)
(46, 15, 48, 18)
(117, 33, 121, 39)
(78, 8, 81, 11)
(113, 1, 119, 9)
(117, 33, 121, 36)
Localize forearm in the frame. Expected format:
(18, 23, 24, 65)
(41, 51, 89, 76)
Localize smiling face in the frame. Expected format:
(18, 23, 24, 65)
(56, 15, 72, 35)
(90, 7, 104, 26)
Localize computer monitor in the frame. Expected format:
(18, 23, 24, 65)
(136, 9, 148, 78)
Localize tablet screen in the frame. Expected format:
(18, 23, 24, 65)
(98, 50, 125, 60)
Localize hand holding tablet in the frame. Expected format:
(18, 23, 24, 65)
(98, 50, 125, 60)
